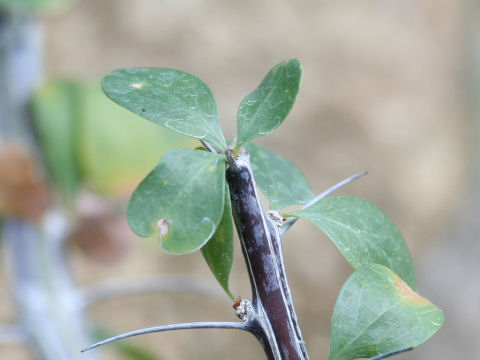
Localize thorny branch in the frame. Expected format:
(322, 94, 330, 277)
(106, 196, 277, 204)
(225, 149, 308, 360)
(82, 148, 365, 359)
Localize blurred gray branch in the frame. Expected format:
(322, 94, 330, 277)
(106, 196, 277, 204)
(4, 213, 95, 360)
(0, 324, 26, 344)
(1, 12, 96, 360)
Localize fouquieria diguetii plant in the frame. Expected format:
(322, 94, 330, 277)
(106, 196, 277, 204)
(82, 59, 444, 360)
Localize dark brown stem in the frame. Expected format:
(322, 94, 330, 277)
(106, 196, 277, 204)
(226, 150, 309, 360)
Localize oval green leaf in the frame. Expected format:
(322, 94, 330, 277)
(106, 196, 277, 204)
(127, 149, 226, 254)
(245, 142, 314, 209)
(102, 68, 227, 151)
(236, 59, 302, 147)
(328, 264, 444, 360)
(201, 184, 234, 300)
(285, 196, 416, 289)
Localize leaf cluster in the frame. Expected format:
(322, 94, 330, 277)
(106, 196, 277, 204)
(101, 59, 444, 359)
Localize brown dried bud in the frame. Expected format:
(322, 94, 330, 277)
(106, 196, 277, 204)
(0, 143, 48, 220)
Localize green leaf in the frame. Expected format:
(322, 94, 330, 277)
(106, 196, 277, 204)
(0, 0, 75, 12)
(201, 184, 234, 299)
(285, 196, 416, 289)
(102, 68, 227, 151)
(245, 142, 314, 209)
(127, 149, 226, 254)
(31, 81, 80, 203)
(115, 343, 160, 360)
(328, 264, 444, 360)
(236, 59, 302, 147)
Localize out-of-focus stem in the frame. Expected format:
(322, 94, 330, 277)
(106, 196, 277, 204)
(0, 12, 96, 360)
(0, 324, 27, 344)
(5, 213, 96, 360)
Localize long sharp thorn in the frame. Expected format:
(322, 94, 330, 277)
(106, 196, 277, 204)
(303, 171, 367, 208)
(81, 321, 248, 353)
(280, 171, 367, 237)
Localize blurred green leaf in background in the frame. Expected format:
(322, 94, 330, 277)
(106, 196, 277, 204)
(32, 80, 197, 203)
(0, 0, 75, 13)
(93, 328, 163, 360)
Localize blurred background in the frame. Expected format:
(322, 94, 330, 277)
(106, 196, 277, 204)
(0, 0, 478, 359)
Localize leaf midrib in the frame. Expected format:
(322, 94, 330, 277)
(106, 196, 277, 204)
(330, 302, 403, 360)
(132, 85, 225, 149)
(165, 155, 224, 235)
